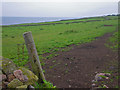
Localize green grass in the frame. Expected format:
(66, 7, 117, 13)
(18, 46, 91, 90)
(2, 16, 118, 67)
(2, 15, 119, 89)
(105, 30, 119, 51)
(34, 80, 56, 88)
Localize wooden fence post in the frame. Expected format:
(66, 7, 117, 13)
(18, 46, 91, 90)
(22, 43, 24, 60)
(17, 44, 20, 60)
(23, 31, 46, 83)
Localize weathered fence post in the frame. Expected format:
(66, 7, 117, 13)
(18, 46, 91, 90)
(17, 44, 20, 60)
(23, 31, 46, 83)
(22, 43, 24, 60)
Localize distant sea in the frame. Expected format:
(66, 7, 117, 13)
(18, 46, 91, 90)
(1, 17, 80, 25)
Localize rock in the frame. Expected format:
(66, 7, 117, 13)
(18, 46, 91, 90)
(2, 81, 9, 89)
(103, 85, 108, 88)
(16, 85, 28, 89)
(95, 73, 110, 81)
(13, 70, 25, 81)
(2, 74, 7, 81)
(105, 73, 111, 77)
(3, 81, 9, 86)
(0, 57, 2, 70)
(68, 85, 71, 88)
(0, 70, 2, 74)
(19, 67, 38, 85)
(92, 83, 96, 87)
(109, 66, 115, 70)
(8, 79, 23, 88)
(2, 57, 18, 74)
(105, 77, 109, 79)
(8, 74, 15, 82)
(0, 75, 2, 82)
(95, 74, 103, 81)
(28, 85, 35, 89)
(58, 76, 61, 78)
(0, 82, 2, 90)
(92, 80, 96, 83)
(23, 75, 28, 82)
(2, 82, 7, 89)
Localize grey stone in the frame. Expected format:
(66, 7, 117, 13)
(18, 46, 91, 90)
(8, 74, 15, 82)
(16, 85, 28, 89)
(92, 83, 96, 87)
(95, 76, 102, 81)
(3, 81, 9, 86)
(92, 80, 96, 83)
(8, 79, 23, 88)
(0, 70, 2, 74)
(28, 85, 35, 89)
(23, 75, 28, 82)
(2, 74, 7, 81)
(0, 57, 2, 70)
(0, 81, 2, 90)
(14, 70, 25, 81)
(19, 67, 38, 85)
(2, 57, 18, 74)
(0, 75, 2, 82)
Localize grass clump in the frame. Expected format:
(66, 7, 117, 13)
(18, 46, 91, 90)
(34, 80, 56, 89)
(105, 31, 119, 51)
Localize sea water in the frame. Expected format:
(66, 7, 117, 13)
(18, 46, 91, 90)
(1, 17, 77, 25)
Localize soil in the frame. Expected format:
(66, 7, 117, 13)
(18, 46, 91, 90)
(42, 32, 118, 88)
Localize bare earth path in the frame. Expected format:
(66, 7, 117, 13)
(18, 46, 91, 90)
(42, 32, 118, 88)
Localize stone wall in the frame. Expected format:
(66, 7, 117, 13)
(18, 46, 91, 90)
(0, 56, 38, 89)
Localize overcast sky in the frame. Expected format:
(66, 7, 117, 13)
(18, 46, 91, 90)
(1, 0, 119, 17)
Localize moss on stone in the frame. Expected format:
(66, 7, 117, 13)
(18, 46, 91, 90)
(8, 79, 23, 88)
(19, 67, 38, 85)
(2, 57, 18, 74)
(16, 85, 28, 89)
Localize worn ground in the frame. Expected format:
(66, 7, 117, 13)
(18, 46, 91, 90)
(42, 31, 118, 88)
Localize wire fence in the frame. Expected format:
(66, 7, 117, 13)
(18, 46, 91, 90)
(17, 43, 25, 61)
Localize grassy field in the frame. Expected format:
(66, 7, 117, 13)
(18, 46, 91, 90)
(2, 15, 118, 66)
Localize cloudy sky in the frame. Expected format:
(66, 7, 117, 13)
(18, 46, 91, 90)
(1, 0, 119, 17)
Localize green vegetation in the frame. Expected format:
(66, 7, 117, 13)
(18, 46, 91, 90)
(2, 16, 118, 67)
(105, 31, 119, 51)
(34, 80, 56, 88)
(2, 15, 119, 88)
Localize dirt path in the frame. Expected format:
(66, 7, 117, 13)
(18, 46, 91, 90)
(42, 32, 118, 88)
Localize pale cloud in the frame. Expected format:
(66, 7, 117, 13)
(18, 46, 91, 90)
(2, 2, 118, 17)
(2, 0, 119, 2)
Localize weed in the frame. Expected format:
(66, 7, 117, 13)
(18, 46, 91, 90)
(65, 70, 68, 73)
(11, 36, 15, 38)
(99, 75, 107, 78)
(43, 70, 45, 73)
(52, 60, 56, 63)
(105, 31, 118, 50)
(64, 30, 78, 34)
(34, 80, 56, 88)
(40, 28, 44, 30)
(5, 34, 8, 37)
(115, 85, 119, 88)
(110, 79, 113, 82)
(115, 76, 120, 79)
(49, 64, 57, 69)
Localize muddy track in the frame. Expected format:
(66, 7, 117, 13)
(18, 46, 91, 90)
(42, 31, 118, 88)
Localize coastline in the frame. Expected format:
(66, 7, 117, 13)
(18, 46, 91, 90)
(1, 15, 108, 26)
(1, 15, 119, 27)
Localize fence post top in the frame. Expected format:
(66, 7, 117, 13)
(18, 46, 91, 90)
(23, 31, 32, 35)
